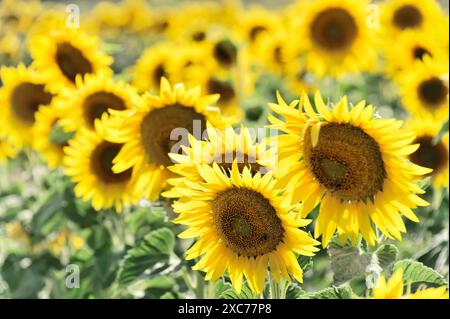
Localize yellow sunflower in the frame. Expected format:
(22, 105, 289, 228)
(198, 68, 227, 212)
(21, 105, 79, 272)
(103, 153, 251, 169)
(235, 5, 281, 51)
(373, 268, 449, 299)
(187, 66, 243, 119)
(383, 30, 448, 77)
(29, 26, 113, 88)
(55, 70, 139, 133)
(104, 78, 233, 201)
(292, 0, 377, 77)
(380, 0, 447, 35)
(398, 57, 449, 120)
(63, 116, 139, 212)
(0, 64, 54, 147)
(268, 92, 431, 247)
(163, 123, 275, 191)
(32, 104, 73, 169)
(132, 42, 182, 93)
(166, 162, 320, 294)
(0, 0, 42, 34)
(405, 118, 449, 190)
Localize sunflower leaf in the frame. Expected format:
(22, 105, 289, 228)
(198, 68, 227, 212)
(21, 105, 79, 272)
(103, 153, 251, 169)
(393, 259, 448, 287)
(308, 285, 353, 299)
(117, 227, 175, 286)
(375, 244, 399, 269)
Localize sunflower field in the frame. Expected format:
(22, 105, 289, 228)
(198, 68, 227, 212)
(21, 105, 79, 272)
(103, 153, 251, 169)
(0, 0, 449, 301)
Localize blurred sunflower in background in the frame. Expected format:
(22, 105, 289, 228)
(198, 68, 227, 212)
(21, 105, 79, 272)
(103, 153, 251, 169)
(383, 30, 448, 76)
(0, 64, 54, 147)
(291, 0, 377, 77)
(168, 162, 320, 294)
(64, 117, 139, 212)
(398, 57, 449, 120)
(132, 42, 180, 93)
(105, 78, 233, 201)
(56, 70, 139, 132)
(29, 27, 113, 88)
(381, 0, 447, 35)
(32, 104, 72, 169)
(268, 92, 431, 247)
(406, 118, 449, 190)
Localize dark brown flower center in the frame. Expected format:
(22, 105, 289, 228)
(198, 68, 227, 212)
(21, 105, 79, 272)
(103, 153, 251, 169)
(249, 25, 267, 42)
(10, 82, 53, 124)
(212, 187, 284, 258)
(153, 64, 166, 85)
(418, 77, 448, 108)
(83, 91, 126, 128)
(140, 104, 206, 167)
(213, 40, 237, 67)
(413, 46, 431, 60)
(56, 42, 93, 83)
(304, 123, 386, 202)
(393, 5, 423, 30)
(192, 31, 206, 42)
(311, 8, 357, 51)
(212, 151, 262, 176)
(91, 142, 132, 183)
(274, 46, 283, 64)
(207, 78, 235, 104)
(410, 135, 448, 175)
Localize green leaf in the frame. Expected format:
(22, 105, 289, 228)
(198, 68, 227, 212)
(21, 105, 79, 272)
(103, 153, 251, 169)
(117, 227, 175, 286)
(285, 283, 307, 299)
(215, 279, 259, 299)
(29, 190, 66, 242)
(394, 259, 448, 287)
(298, 255, 313, 273)
(375, 244, 399, 269)
(126, 207, 166, 240)
(308, 285, 353, 299)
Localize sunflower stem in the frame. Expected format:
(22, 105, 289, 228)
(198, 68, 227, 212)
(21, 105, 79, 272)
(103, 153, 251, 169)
(195, 270, 205, 299)
(269, 274, 280, 299)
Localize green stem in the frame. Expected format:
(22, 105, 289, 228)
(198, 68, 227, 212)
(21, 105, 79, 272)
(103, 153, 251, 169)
(269, 275, 280, 299)
(195, 271, 205, 299)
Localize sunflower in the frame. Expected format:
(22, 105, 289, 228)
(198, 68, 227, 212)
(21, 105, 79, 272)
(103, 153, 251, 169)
(132, 42, 181, 93)
(268, 92, 431, 247)
(32, 104, 73, 169)
(380, 0, 447, 35)
(63, 117, 139, 212)
(373, 268, 449, 299)
(235, 6, 281, 50)
(398, 57, 449, 120)
(164, 123, 275, 192)
(29, 26, 113, 88)
(55, 70, 139, 133)
(104, 78, 233, 201)
(292, 0, 377, 77)
(0, 64, 54, 147)
(187, 66, 243, 119)
(383, 30, 448, 76)
(0, 0, 42, 34)
(166, 161, 320, 294)
(405, 118, 449, 190)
